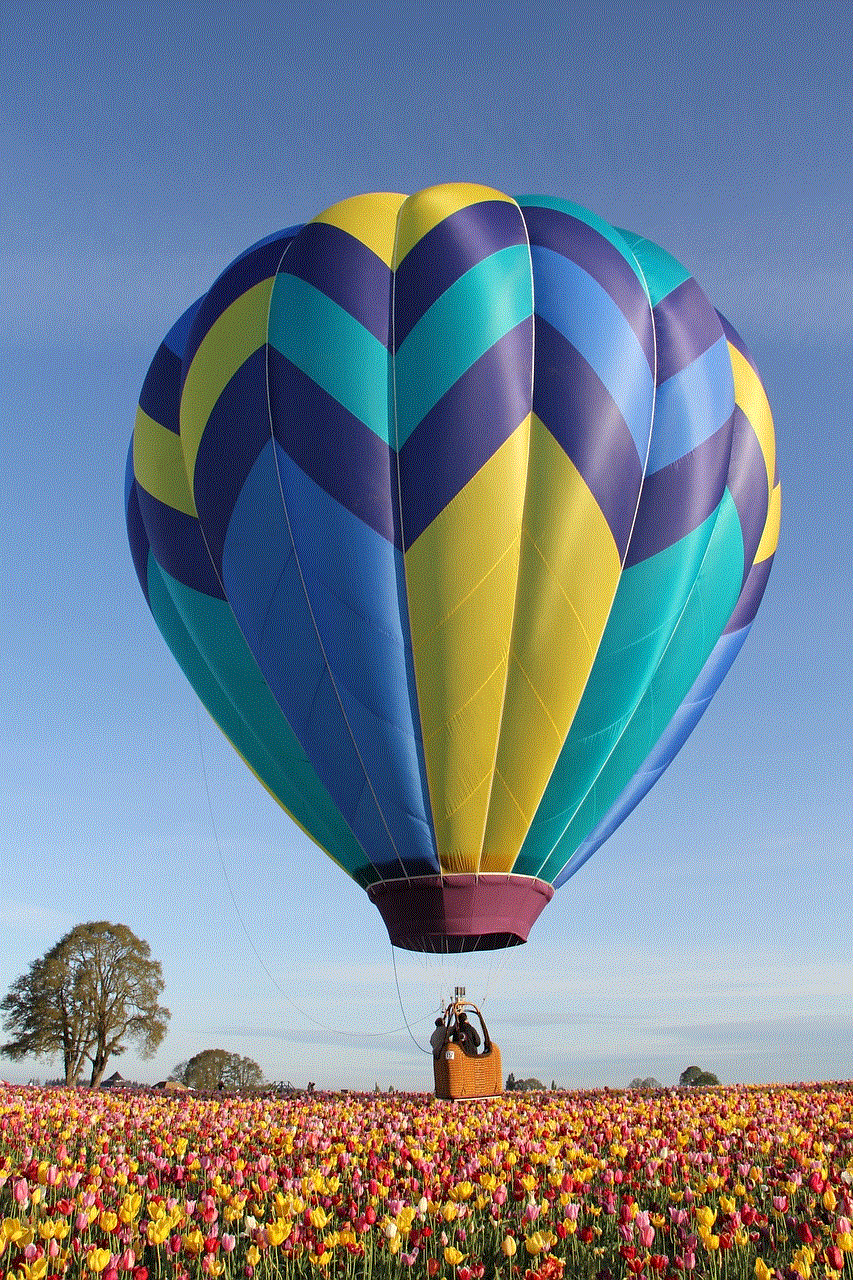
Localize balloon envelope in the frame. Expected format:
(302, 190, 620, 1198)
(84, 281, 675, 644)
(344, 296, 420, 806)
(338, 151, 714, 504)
(127, 184, 779, 952)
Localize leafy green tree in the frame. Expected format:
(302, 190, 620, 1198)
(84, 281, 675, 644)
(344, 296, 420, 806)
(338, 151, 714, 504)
(172, 1049, 266, 1092)
(679, 1065, 720, 1087)
(1, 922, 169, 1087)
(505, 1074, 546, 1092)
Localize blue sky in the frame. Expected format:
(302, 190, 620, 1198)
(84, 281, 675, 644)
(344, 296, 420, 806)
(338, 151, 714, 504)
(2, 0, 850, 1092)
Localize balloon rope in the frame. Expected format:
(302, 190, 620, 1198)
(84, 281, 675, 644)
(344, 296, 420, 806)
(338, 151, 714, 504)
(391, 943, 432, 1056)
(193, 704, 436, 1040)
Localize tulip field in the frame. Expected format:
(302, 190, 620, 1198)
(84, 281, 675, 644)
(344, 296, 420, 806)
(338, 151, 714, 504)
(1, 1082, 851, 1280)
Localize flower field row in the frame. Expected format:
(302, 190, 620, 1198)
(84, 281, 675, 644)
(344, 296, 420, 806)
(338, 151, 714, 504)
(1, 1081, 851, 1280)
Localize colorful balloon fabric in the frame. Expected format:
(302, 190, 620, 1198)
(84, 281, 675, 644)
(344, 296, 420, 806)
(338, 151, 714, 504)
(126, 184, 780, 952)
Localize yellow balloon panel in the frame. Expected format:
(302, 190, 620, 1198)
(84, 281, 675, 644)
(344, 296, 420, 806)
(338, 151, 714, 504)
(311, 192, 406, 268)
(393, 183, 518, 266)
(481, 418, 623, 870)
(180, 281, 274, 482)
(405, 421, 531, 872)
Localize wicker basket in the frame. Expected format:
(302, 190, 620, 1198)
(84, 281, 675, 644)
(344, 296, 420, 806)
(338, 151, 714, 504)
(432, 1000, 503, 1099)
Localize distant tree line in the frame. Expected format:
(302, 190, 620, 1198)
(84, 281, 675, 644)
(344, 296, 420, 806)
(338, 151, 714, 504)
(507, 1066, 723, 1091)
(506, 1072, 548, 1092)
(171, 1049, 265, 1092)
(678, 1064, 721, 1087)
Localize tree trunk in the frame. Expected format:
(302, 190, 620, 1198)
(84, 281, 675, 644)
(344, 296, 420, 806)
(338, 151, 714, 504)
(90, 1055, 109, 1088)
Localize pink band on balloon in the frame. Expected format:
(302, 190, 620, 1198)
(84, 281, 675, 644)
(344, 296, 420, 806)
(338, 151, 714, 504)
(366, 874, 554, 953)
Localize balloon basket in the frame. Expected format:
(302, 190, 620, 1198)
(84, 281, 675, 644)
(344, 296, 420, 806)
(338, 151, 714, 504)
(432, 997, 503, 1100)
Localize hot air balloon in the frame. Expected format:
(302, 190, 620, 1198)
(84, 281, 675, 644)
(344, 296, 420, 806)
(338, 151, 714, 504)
(127, 183, 779, 954)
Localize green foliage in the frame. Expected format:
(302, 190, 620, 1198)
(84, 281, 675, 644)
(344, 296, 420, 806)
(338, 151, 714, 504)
(628, 1077, 663, 1089)
(680, 1065, 721, 1087)
(172, 1049, 266, 1092)
(505, 1072, 547, 1092)
(1, 922, 169, 1087)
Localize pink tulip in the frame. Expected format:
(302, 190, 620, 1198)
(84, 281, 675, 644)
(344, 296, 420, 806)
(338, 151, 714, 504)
(639, 1223, 655, 1248)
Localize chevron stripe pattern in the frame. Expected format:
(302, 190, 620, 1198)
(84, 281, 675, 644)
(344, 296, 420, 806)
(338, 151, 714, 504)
(127, 185, 779, 949)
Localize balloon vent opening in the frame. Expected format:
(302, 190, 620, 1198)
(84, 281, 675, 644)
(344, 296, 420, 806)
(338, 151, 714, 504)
(367, 874, 554, 954)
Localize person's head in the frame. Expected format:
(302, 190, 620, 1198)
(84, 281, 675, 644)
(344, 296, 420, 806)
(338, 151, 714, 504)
(458, 1012, 468, 1023)
(435, 1018, 443, 1027)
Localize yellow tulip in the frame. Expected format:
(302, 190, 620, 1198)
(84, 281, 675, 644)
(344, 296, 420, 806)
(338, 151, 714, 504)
(823, 1187, 837, 1212)
(719, 1195, 736, 1216)
(442, 1201, 458, 1222)
(98, 1211, 118, 1233)
(444, 1246, 465, 1265)
(309, 1206, 329, 1230)
(525, 1231, 545, 1256)
(501, 1236, 517, 1257)
(119, 1192, 142, 1223)
(755, 1260, 773, 1280)
(26, 1260, 49, 1280)
(86, 1248, 112, 1273)
(695, 1205, 717, 1229)
(182, 1229, 205, 1256)
(246, 1245, 260, 1267)
(146, 1218, 170, 1246)
(266, 1220, 292, 1246)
